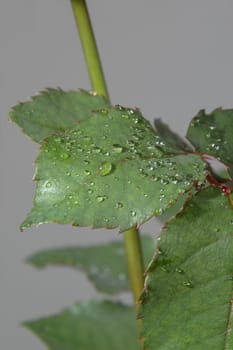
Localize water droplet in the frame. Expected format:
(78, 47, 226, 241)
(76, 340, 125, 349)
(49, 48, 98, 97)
(88, 90, 97, 96)
(99, 162, 113, 176)
(85, 170, 91, 176)
(60, 152, 70, 160)
(131, 211, 136, 217)
(112, 144, 123, 153)
(96, 195, 107, 203)
(183, 280, 194, 288)
(87, 189, 93, 194)
(140, 171, 148, 178)
(115, 202, 123, 208)
(92, 147, 102, 153)
(66, 171, 71, 176)
(45, 181, 52, 188)
(128, 108, 135, 115)
(154, 208, 163, 216)
(160, 178, 169, 185)
(151, 175, 159, 182)
(74, 199, 79, 205)
(122, 114, 129, 119)
(127, 140, 137, 147)
(115, 104, 123, 110)
(100, 108, 108, 114)
(175, 267, 184, 274)
(84, 160, 90, 165)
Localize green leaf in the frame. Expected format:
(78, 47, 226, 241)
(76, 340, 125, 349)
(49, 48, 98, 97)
(9, 88, 110, 143)
(140, 187, 233, 350)
(24, 300, 139, 350)
(26, 235, 155, 294)
(187, 108, 233, 177)
(21, 107, 207, 231)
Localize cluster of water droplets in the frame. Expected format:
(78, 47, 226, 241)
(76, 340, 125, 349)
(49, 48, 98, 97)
(189, 114, 231, 165)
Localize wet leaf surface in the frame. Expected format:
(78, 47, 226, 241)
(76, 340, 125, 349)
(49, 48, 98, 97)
(21, 107, 207, 231)
(140, 187, 233, 350)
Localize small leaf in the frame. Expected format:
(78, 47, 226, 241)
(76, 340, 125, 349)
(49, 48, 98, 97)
(140, 187, 233, 350)
(24, 300, 139, 350)
(187, 108, 233, 177)
(9, 88, 110, 143)
(27, 235, 155, 294)
(21, 107, 207, 231)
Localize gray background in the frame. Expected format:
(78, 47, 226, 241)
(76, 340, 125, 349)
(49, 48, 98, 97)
(1, 1, 233, 349)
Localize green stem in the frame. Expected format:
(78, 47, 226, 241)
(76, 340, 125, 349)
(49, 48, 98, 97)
(70, 0, 145, 334)
(124, 227, 145, 308)
(70, 0, 109, 100)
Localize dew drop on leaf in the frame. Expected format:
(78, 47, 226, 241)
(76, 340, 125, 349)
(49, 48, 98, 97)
(183, 280, 194, 288)
(92, 146, 102, 154)
(99, 162, 113, 176)
(45, 181, 52, 188)
(175, 267, 184, 274)
(60, 152, 70, 160)
(154, 208, 163, 216)
(96, 196, 106, 203)
(100, 108, 108, 114)
(112, 144, 123, 153)
(115, 202, 123, 208)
